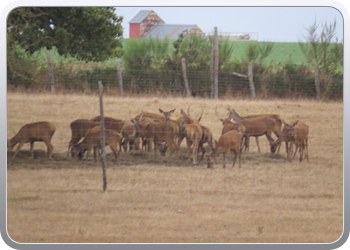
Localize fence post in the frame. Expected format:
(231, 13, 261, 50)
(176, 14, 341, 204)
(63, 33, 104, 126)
(181, 58, 191, 97)
(314, 65, 321, 100)
(116, 59, 124, 95)
(248, 62, 256, 98)
(214, 27, 219, 99)
(46, 52, 56, 93)
(98, 81, 107, 192)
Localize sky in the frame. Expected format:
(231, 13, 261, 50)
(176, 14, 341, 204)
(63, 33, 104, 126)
(115, 6, 344, 42)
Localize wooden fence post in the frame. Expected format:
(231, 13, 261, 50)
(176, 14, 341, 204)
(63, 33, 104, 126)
(98, 81, 107, 192)
(116, 59, 124, 95)
(314, 65, 321, 100)
(46, 52, 56, 93)
(248, 62, 256, 98)
(181, 58, 191, 97)
(214, 27, 219, 99)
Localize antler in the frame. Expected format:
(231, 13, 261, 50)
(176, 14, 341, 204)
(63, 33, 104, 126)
(187, 104, 192, 117)
(199, 107, 204, 121)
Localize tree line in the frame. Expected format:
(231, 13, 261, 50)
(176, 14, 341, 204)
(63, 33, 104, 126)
(7, 8, 343, 99)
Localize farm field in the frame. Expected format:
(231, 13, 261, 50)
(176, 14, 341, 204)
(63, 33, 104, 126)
(6, 92, 343, 244)
(36, 41, 309, 67)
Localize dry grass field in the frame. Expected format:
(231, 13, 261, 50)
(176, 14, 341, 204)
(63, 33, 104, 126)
(6, 92, 343, 244)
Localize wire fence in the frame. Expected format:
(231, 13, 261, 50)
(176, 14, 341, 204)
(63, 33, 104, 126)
(8, 65, 342, 100)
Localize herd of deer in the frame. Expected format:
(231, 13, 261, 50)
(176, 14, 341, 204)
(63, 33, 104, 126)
(7, 106, 310, 168)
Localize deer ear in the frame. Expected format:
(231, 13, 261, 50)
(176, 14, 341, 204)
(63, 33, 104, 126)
(159, 109, 164, 114)
(170, 109, 176, 114)
(180, 109, 186, 116)
(291, 120, 299, 127)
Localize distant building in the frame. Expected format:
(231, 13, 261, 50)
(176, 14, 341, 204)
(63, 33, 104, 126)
(129, 10, 204, 39)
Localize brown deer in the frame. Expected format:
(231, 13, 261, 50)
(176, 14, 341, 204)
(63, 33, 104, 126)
(207, 130, 244, 169)
(287, 120, 309, 162)
(134, 107, 195, 147)
(219, 118, 246, 135)
(72, 126, 122, 162)
(67, 119, 100, 157)
(198, 125, 214, 161)
(270, 120, 297, 157)
(153, 109, 180, 158)
(184, 109, 203, 165)
(8, 121, 56, 159)
(90, 116, 125, 133)
(120, 120, 141, 152)
(226, 107, 281, 153)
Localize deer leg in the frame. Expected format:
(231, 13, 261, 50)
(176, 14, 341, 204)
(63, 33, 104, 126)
(305, 139, 309, 161)
(232, 149, 238, 168)
(299, 143, 303, 162)
(222, 150, 227, 169)
(292, 143, 299, 160)
(199, 143, 206, 161)
(43, 139, 54, 159)
(193, 141, 199, 165)
(186, 139, 192, 162)
(244, 136, 250, 151)
(255, 136, 261, 153)
(110, 143, 119, 162)
(238, 148, 242, 168)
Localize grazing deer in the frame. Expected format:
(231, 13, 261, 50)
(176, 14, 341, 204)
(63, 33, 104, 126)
(90, 116, 125, 133)
(120, 120, 141, 152)
(270, 120, 297, 157)
(8, 121, 56, 159)
(207, 130, 244, 169)
(72, 126, 122, 162)
(184, 109, 203, 165)
(67, 119, 100, 157)
(226, 107, 281, 153)
(287, 120, 309, 162)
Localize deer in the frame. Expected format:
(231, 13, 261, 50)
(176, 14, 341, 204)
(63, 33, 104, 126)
(152, 109, 180, 158)
(72, 126, 122, 163)
(287, 120, 309, 162)
(198, 125, 214, 161)
(184, 109, 203, 165)
(270, 120, 297, 157)
(219, 118, 246, 135)
(120, 120, 141, 152)
(207, 130, 244, 169)
(7, 121, 56, 159)
(90, 116, 125, 133)
(67, 119, 100, 157)
(134, 107, 195, 147)
(225, 107, 282, 153)
(139, 117, 157, 151)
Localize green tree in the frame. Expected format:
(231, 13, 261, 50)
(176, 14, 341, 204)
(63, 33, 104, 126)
(7, 7, 123, 62)
(244, 41, 275, 64)
(299, 20, 343, 74)
(299, 20, 343, 96)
